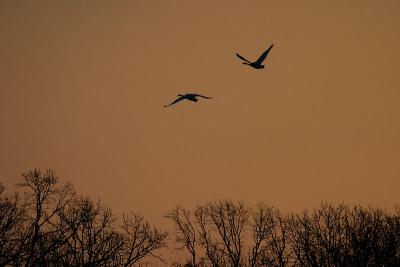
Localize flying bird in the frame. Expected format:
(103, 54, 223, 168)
(164, 93, 212, 107)
(236, 44, 274, 69)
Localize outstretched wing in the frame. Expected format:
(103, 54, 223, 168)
(194, 94, 212, 99)
(255, 44, 274, 65)
(164, 95, 186, 107)
(236, 53, 252, 64)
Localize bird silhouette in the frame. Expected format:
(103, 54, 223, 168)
(164, 93, 212, 107)
(236, 44, 274, 69)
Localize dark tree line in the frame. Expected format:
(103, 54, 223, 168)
(1, 169, 400, 266)
(167, 201, 400, 267)
(0, 169, 167, 266)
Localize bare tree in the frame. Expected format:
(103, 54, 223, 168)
(195, 200, 248, 267)
(287, 211, 315, 267)
(346, 205, 400, 266)
(263, 211, 290, 266)
(249, 203, 274, 267)
(119, 212, 168, 266)
(56, 196, 123, 266)
(0, 183, 27, 266)
(195, 205, 227, 267)
(310, 203, 351, 266)
(166, 206, 199, 266)
(249, 203, 291, 267)
(287, 203, 352, 267)
(386, 205, 400, 266)
(17, 169, 75, 267)
(286, 203, 400, 267)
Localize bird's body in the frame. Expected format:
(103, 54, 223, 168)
(236, 44, 274, 69)
(164, 93, 212, 107)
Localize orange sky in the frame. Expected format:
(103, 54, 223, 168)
(1, 0, 400, 225)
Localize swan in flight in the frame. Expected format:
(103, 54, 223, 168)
(236, 44, 274, 69)
(164, 93, 212, 107)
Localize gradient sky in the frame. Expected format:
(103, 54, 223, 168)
(1, 0, 400, 226)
